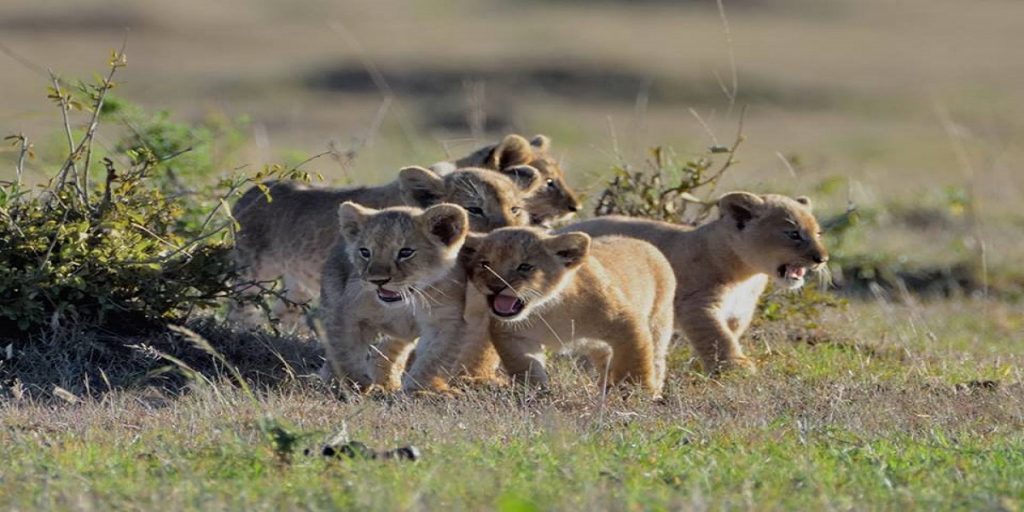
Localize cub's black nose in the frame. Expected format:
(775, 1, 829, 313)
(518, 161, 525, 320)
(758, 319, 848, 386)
(812, 254, 828, 264)
(567, 205, 579, 212)
(488, 284, 506, 295)
(370, 277, 391, 286)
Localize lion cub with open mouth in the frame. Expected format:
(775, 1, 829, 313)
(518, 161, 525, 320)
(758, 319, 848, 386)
(570, 192, 829, 375)
(459, 227, 676, 398)
(317, 203, 470, 392)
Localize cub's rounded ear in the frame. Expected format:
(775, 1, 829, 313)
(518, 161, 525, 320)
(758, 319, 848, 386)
(545, 231, 591, 269)
(338, 201, 376, 240)
(501, 164, 542, 194)
(794, 196, 813, 210)
(420, 203, 469, 248)
(529, 134, 551, 152)
(399, 166, 446, 207)
(458, 232, 483, 265)
(487, 134, 533, 170)
(718, 192, 765, 230)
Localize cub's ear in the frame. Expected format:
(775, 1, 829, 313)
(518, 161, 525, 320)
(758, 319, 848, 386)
(545, 232, 590, 269)
(458, 232, 483, 265)
(500, 164, 542, 194)
(338, 201, 376, 241)
(794, 196, 813, 210)
(529, 134, 551, 152)
(419, 203, 469, 248)
(718, 192, 765, 230)
(399, 166, 446, 207)
(487, 134, 533, 170)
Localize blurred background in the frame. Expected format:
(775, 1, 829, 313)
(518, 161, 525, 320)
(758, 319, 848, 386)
(1, 0, 1022, 291)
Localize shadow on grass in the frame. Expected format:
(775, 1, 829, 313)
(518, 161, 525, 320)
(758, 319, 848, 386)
(0, 317, 323, 400)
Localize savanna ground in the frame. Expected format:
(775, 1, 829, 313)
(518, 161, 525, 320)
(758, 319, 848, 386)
(1, 0, 1023, 509)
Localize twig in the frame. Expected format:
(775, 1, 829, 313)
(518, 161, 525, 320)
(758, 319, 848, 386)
(327, 20, 420, 153)
(52, 43, 127, 211)
(49, 72, 84, 203)
(715, 0, 739, 114)
(694, 104, 747, 191)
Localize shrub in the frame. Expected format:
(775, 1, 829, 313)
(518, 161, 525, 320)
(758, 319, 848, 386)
(0, 50, 308, 337)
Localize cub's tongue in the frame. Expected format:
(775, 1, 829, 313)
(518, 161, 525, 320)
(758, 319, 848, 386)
(786, 265, 807, 279)
(492, 294, 523, 315)
(377, 288, 402, 300)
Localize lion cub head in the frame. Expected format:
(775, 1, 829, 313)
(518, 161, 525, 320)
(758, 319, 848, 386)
(474, 134, 582, 226)
(461, 227, 590, 321)
(337, 202, 468, 306)
(717, 192, 830, 289)
(399, 166, 540, 232)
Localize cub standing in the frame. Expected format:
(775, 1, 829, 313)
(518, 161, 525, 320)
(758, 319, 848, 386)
(456, 227, 676, 398)
(569, 192, 829, 374)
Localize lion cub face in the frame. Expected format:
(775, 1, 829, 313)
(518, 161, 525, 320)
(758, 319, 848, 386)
(718, 192, 830, 289)
(462, 227, 590, 321)
(337, 202, 468, 306)
(484, 134, 582, 226)
(400, 166, 539, 232)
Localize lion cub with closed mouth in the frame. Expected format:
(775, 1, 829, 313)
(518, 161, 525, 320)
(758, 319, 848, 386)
(459, 227, 676, 397)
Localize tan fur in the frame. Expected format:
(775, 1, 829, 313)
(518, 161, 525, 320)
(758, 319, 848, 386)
(449, 134, 582, 226)
(318, 203, 469, 390)
(455, 228, 676, 398)
(568, 192, 829, 374)
(318, 170, 540, 392)
(230, 166, 539, 327)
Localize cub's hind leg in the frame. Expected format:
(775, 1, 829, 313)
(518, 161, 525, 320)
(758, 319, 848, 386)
(605, 319, 659, 396)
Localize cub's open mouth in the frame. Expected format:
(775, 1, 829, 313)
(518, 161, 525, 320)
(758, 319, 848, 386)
(376, 287, 402, 303)
(489, 293, 525, 317)
(777, 264, 808, 281)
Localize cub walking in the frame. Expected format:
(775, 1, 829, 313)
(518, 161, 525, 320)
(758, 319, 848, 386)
(458, 227, 676, 397)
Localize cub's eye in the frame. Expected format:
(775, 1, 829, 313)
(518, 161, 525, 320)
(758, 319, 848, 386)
(465, 206, 484, 216)
(546, 179, 556, 189)
(397, 248, 415, 260)
(517, 263, 534, 273)
(358, 248, 371, 259)
(785, 230, 803, 241)
(510, 206, 522, 215)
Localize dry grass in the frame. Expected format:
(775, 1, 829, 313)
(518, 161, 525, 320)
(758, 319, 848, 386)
(2, 298, 1022, 509)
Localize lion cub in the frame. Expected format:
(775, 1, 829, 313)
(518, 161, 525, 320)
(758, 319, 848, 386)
(231, 165, 538, 326)
(436, 134, 582, 226)
(570, 192, 829, 374)
(319, 168, 540, 391)
(458, 227, 676, 397)
(318, 203, 470, 391)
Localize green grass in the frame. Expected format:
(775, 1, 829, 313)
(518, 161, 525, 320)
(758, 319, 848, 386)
(2, 300, 1021, 510)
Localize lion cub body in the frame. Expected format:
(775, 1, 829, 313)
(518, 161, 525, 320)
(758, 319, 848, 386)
(318, 203, 469, 390)
(458, 228, 676, 397)
(569, 192, 829, 374)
